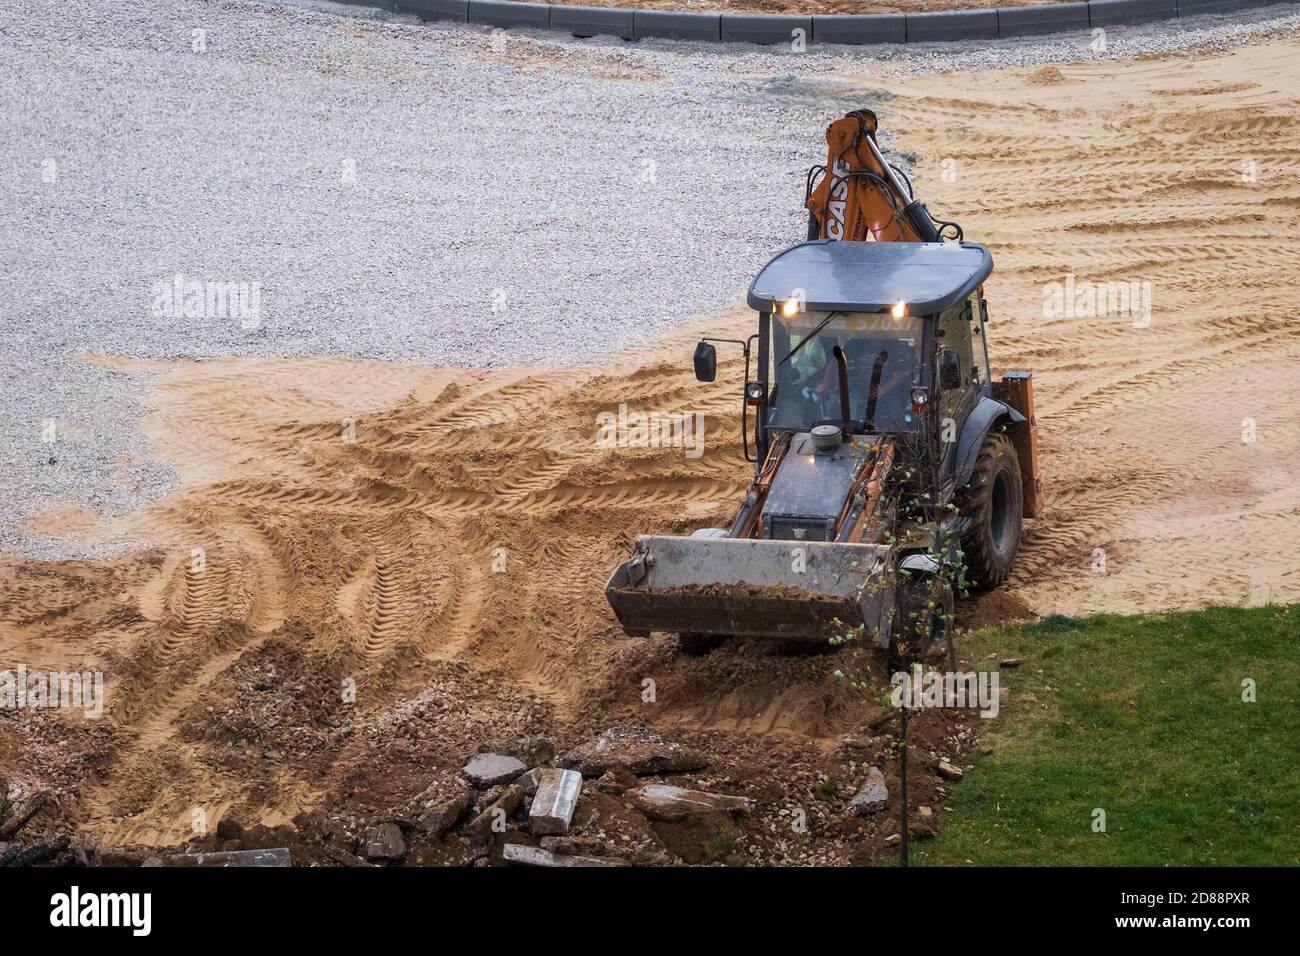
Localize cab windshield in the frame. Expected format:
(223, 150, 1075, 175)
(768, 311, 924, 434)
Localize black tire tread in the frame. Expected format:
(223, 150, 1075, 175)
(958, 431, 1022, 591)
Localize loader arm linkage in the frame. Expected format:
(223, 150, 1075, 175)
(805, 110, 961, 245)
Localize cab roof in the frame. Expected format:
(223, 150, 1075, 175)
(747, 240, 993, 315)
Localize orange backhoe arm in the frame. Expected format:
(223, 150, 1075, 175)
(805, 110, 958, 245)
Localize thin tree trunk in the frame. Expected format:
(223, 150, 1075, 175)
(899, 705, 909, 868)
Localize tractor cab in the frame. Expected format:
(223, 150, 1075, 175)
(696, 239, 998, 479)
(766, 308, 925, 438)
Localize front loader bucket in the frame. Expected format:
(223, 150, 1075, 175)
(605, 535, 894, 645)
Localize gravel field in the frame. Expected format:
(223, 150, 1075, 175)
(2, 0, 1298, 558)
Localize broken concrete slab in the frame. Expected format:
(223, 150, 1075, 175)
(0, 791, 47, 840)
(416, 790, 473, 838)
(851, 767, 889, 816)
(626, 784, 755, 823)
(561, 725, 707, 778)
(463, 753, 528, 787)
(409, 772, 474, 831)
(360, 822, 406, 862)
(529, 769, 583, 836)
(467, 784, 525, 839)
(514, 767, 544, 796)
(502, 843, 627, 867)
(180, 848, 292, 867)
(0, 835, 70, 867)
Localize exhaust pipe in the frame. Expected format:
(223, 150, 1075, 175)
(832, 344, 850, 435)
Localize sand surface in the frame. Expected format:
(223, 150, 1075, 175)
(895, 44, 1300, 614)
(3, 38, 1298, 849)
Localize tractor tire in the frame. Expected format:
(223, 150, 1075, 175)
(958, 431, 1023, 591)
(678, 632, 726, 656)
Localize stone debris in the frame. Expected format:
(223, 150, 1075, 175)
(850, 767, 889, 816)
(325, 846, 378, 868)
(910, 806, 938, 839)
(529, 769, 583, 836)
(539, 834, 609, 857)
(214, 814, 244, 842)
(463, 754, 528, 788)
(467, 784, 525, 839)
(474, 784, 506, 813)
(417, 792, 473, 839)
(0, 791, 48, 840)
(561, 725, 707, 778)
(626, 784, 755, 823)
(502, 843, 627, 868)
(479, 736, 556, 767)
(0, 835, 70, 867)
(413, 782, 473, 839)
(592, 769, 636, 794)
(360, 822, 406, 862)
(936, 760, 964, 781)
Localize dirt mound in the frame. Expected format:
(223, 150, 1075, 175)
(0, 346, 973, 859)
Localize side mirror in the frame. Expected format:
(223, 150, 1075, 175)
(937, 348, 962, 391)
(693, 341, 717, 383)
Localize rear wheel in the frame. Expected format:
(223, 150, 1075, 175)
(958, 432, 1023, 590)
